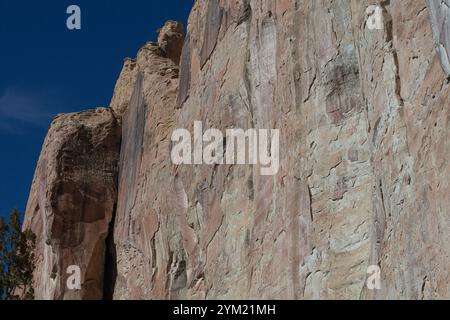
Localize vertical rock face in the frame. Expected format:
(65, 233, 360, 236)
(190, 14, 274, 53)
(109, 58, 138, 118)
(112, 30, 184, 299)
(162, 0, 372, 299)
(120, 0, 447, 299)
(25, 0, 450, 300)
(23, 109, 121, 299)
(428, 0, 450, 75)
(358, 0, 450, 300)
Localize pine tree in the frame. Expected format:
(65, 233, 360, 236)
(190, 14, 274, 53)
(0, 209, 36, 300)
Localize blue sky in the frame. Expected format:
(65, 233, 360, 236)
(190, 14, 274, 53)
(0, 0, 194, 220)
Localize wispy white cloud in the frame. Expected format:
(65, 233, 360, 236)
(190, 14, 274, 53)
(0, 88, 54, 133)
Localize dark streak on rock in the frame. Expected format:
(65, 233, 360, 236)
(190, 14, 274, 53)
(177, 33, 191, 109)
(200, 0, 223, 67)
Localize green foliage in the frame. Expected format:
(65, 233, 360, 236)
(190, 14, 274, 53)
(0, 209, 36, 300)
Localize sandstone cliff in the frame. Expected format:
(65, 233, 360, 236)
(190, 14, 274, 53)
(24, 1, 450, 299)
(23, 108, 121, 299)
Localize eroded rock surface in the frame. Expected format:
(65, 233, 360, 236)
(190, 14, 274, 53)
(112, 28, 184, 300)
(114, 0, 449, 299)
(158, 21, 186, 65)
(23, 108, 121, 300)
(110, 58, 138, 118)
(25, 0, 450, 300)
(428, 0, 450, 75)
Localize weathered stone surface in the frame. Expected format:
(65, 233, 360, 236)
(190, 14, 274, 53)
(199, 0, 223, 67)
(25, 1, 450, 300)
(113, 32, 184, 300)
(23, 108, 121, 300)
(177, 33, 191, 108)
(112, 0, 449, 299)
(158, 20, 186, 65)
(110, 58, 138, 117)
(428, 0, 450, 75)
(358, 0, 450, 300)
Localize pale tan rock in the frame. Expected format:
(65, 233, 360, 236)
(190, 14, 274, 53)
(428, 0, 450, 75)
(358, 0, 450, 300)
(114, 0, 448, 300)
(23, 108, 121, 300)
(25, 1, 450, 300)
(112, 25, 184, 300)
(158, 20, 185, 65)
(109, 58, 138, 117)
